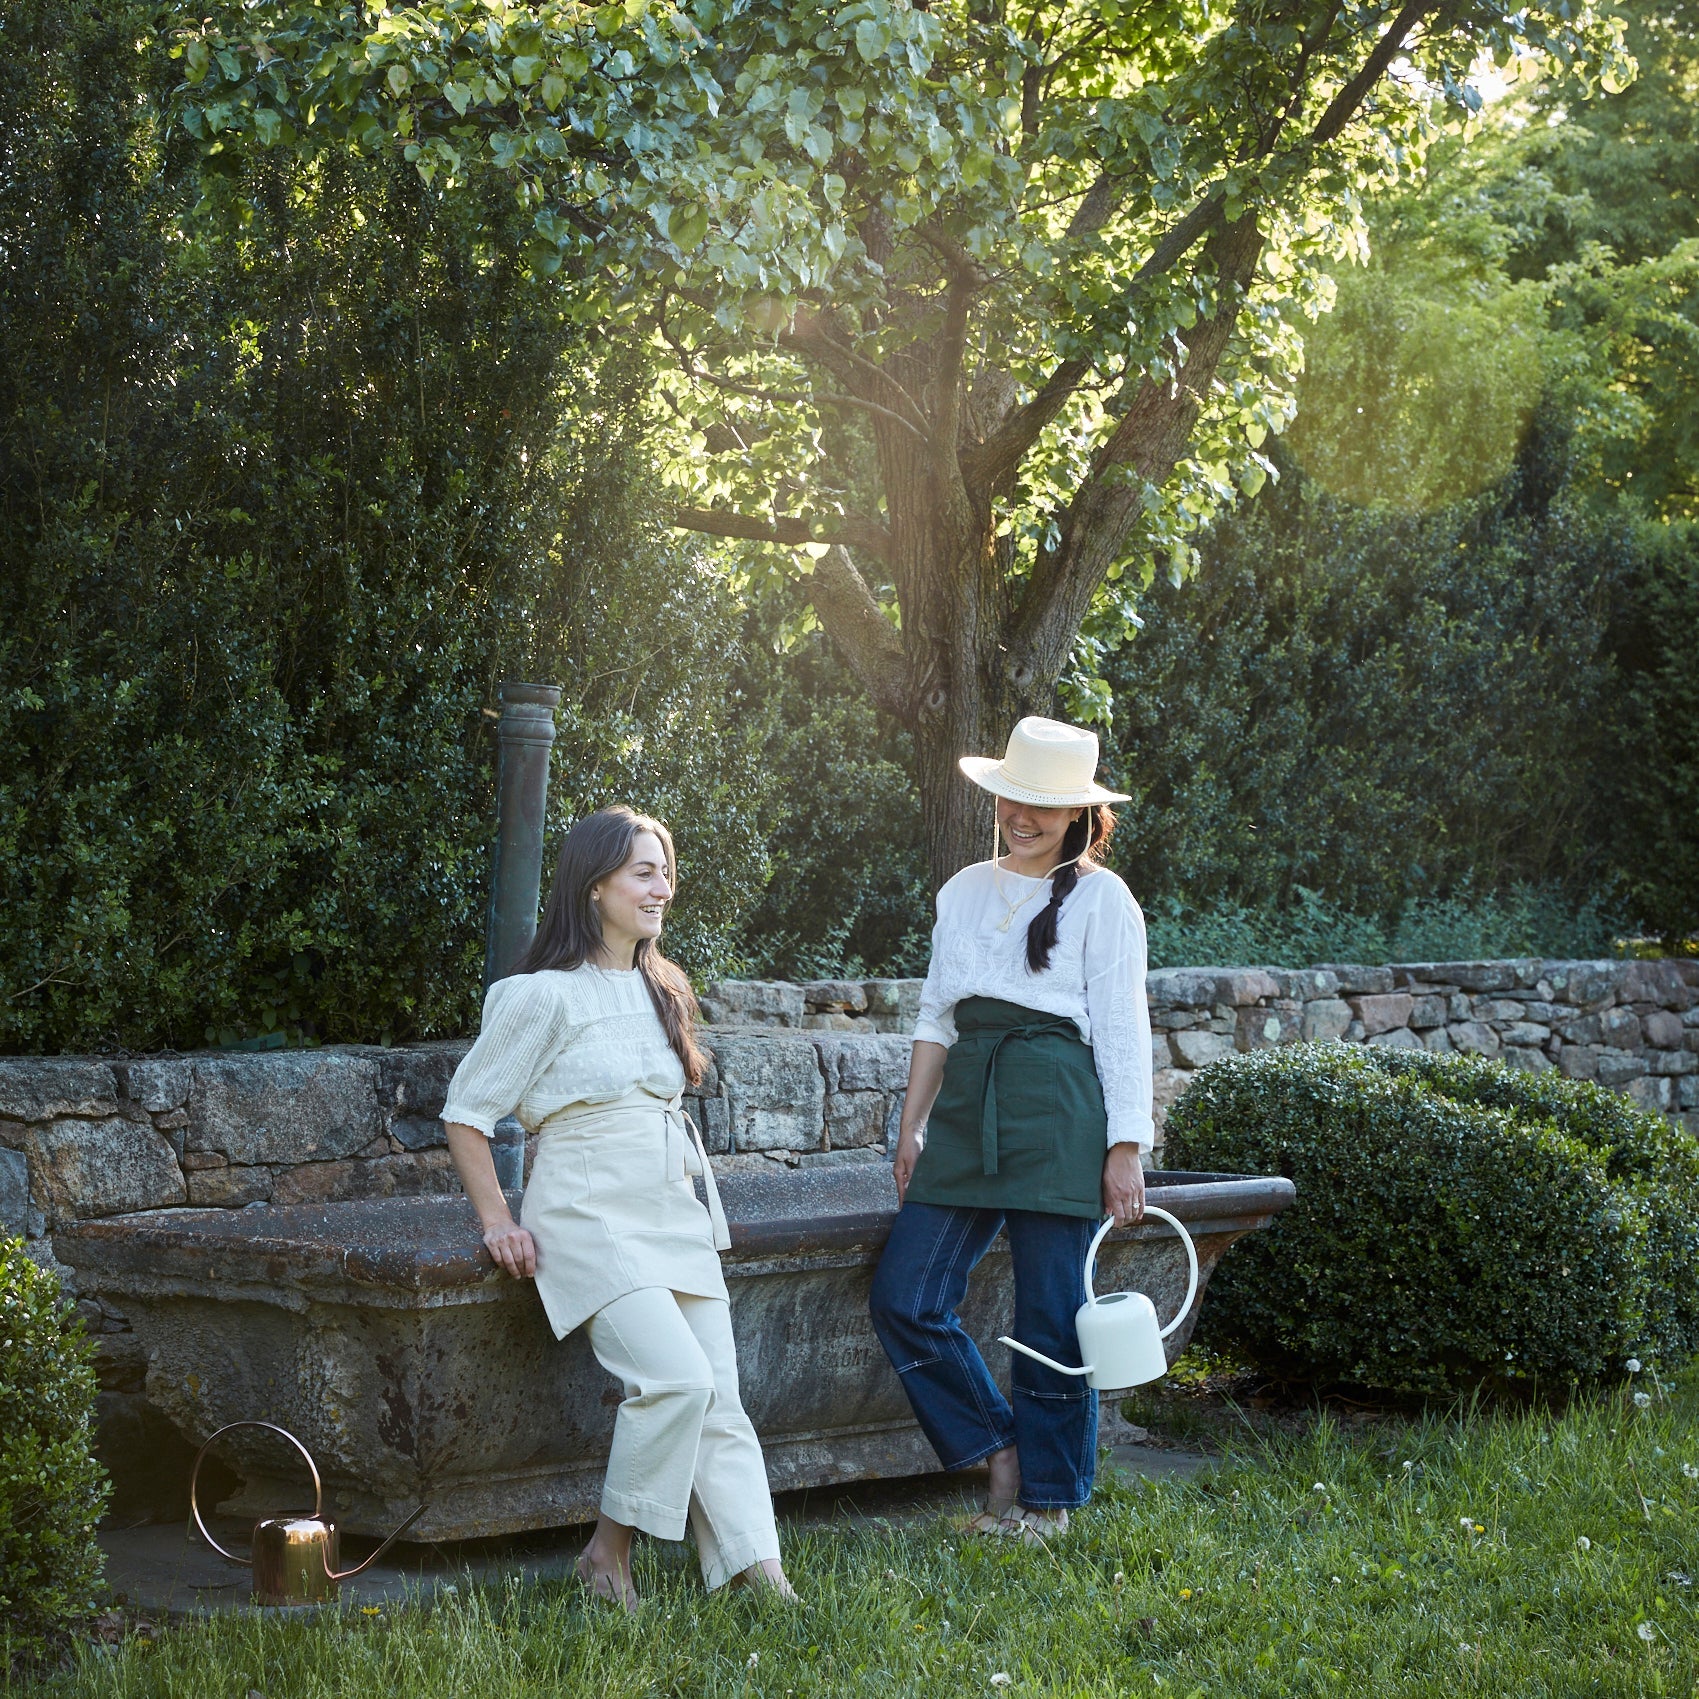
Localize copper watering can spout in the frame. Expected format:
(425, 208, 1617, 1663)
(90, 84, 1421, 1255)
(190, 1420, 428, 1606)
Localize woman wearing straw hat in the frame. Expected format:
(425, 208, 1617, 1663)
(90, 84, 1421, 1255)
(440, 806, 793, 1609)
(868, 717, 1154, 1541)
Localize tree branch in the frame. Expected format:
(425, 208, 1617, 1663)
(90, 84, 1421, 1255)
(803, 545, 908, 714)
(968, 0, 1445, 497)
(659, 298, 932, 442)
(1004, 216, 1265, 683)
(672, 507, 893, 561)
(1308, 0, 1446, 148)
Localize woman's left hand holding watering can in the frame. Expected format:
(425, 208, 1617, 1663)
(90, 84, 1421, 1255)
(1102, 1142, 1145, 1226)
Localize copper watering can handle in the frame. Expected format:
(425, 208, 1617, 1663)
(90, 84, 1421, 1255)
(189, 1420, 324, 1566)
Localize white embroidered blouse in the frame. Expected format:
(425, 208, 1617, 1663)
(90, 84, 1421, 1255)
(913, 860, 1156, 1153)
(440, 964, 685, 1136)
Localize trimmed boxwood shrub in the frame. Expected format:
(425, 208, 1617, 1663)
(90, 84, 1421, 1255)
(0, 1241, 107, 1659)
(1164, 1044, 1699, 1394)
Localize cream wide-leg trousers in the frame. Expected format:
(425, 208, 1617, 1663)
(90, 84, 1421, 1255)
(586, 1285, 781, 1590)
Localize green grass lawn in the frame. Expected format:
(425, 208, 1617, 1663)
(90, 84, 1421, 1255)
(13, 1370, 1696, 1698)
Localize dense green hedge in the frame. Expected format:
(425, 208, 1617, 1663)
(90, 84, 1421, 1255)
(0, 0, 785, 1051)
(1164, 1044, 1699, 1394)
(0, 1242, 107, 1660)
(1100, 426, 1636, 929)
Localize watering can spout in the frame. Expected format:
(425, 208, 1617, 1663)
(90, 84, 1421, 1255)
(1000, 1205, 1199, 1392)
(999, 1336, 1094, 1376)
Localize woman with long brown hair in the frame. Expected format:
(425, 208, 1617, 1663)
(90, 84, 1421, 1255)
(441, 805, 792, 1609)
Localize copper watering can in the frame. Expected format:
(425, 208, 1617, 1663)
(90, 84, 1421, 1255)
(1001, 1205, 1200, 1390)
(190, 1420, 427, 1606)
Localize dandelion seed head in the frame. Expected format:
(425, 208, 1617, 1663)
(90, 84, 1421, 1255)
(1682, 1463, 1699, 1480)
(1637, 1622, 1656, 1643)
(1626, 1358, 1642, 1374)
(1113, 1571, 1126, 1588)
(1634, 1391, 1652, 1409)
(747, 1652, 760, 1670)
(1402, 1461, 1413, 1470)
(1459, 1517, 1474, 1531)
(1313, 1482, 1327, 1493)
(1575, 1535, 1591, 1551)
(990, 1676, 1013, 1690)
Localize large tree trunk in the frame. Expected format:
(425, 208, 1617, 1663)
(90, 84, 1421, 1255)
(909, 538, 1047, 892)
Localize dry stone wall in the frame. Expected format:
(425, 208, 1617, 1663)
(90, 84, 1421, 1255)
(3, 958, 1694, 1433)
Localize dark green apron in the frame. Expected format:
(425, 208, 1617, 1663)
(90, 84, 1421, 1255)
(905, 996, 1107, 1220)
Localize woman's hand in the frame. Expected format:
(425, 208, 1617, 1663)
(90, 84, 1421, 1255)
(1102, 1142, 1146, 1226)
(892, 1127, 924, 1206)
(892, 1041, 947, 1208)
(482, 1217, 538, 1279)
(445, 1120, 536, 1277)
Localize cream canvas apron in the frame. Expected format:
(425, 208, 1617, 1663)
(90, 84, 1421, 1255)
(520, 1089, 731, 1340)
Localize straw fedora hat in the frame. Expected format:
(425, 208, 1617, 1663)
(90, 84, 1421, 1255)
(958, 716, 1130, 807)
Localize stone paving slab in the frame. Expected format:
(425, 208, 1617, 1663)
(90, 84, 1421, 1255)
(98, 1445, 1208, 1619)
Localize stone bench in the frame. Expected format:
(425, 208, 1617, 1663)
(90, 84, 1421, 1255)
(56, 1167, 1292, 1539)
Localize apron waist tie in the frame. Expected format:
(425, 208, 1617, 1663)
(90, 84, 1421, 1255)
(668, 1096, 732, 1252)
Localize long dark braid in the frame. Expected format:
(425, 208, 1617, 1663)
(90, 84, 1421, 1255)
(1025, 806, 1117, 972)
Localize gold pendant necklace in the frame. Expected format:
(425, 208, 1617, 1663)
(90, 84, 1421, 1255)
(991, 858, 1046, 933)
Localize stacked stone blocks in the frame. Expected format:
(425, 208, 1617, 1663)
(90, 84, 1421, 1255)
(4, 960, 1694, 1397)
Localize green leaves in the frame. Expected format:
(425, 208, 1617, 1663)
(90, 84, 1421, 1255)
(668, 200, 709, 251)
(1167, 1044, 1699, 1393)
(166, 0, 1637, 763)
(854, 18, 887, 62)
(0, 1241, 107, 1657)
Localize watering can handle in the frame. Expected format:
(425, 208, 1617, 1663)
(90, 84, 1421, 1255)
(188, 1420, 324, 1566)
(1085, 1205, 1200, 1341)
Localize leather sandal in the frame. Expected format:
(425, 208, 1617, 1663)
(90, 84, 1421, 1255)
(960, 1488, 1020, 1537)
(998, 1506, 1070, 1545)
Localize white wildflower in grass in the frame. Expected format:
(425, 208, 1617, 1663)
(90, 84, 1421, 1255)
(1313, 1482, 1327, 1493)
(1113, 1572, 1126, 1589)
(1637, 1622, 1657, 1644)
(1575, 1536, 1592, 1551)
(1402, 1461, 1413, 1471)
(1626, 1359, 1642, 1374)
(990, 1676, 1013, 1690)
(1633, 1391, 1652, 1409)
(747, 1652, 759, 1671)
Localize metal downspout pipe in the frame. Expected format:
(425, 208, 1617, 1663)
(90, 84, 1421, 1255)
(483, 681, 562, 1193)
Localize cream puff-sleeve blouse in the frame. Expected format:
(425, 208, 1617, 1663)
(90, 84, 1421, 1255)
(441, 964, 686, 1135)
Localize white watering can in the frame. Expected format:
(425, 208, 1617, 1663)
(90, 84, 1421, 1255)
(1000, 1206, 1199, 1390)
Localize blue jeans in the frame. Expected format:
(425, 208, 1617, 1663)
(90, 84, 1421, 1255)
(868, 1201, 1098, 1510)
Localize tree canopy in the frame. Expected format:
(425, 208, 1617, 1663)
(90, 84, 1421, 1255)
(178, 0, 1633, 882)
